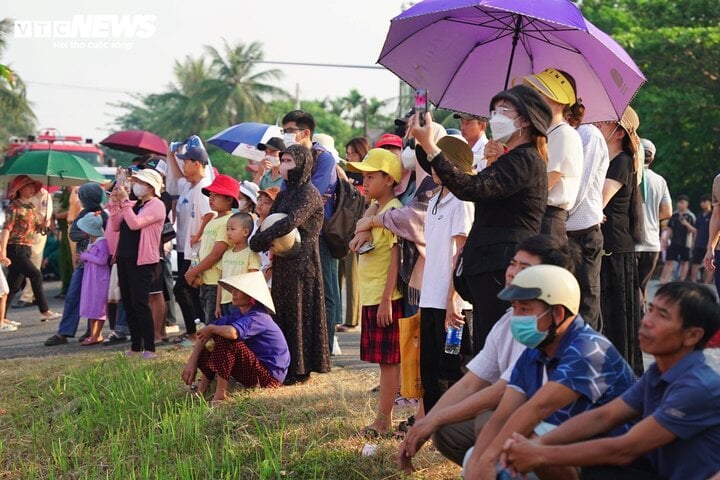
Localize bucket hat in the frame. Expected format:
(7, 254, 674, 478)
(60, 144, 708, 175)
(202, 174, 240, 208)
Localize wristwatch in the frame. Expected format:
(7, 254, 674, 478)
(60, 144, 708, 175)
(427, 149, 443, 162)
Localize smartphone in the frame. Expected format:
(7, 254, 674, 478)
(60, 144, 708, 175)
(414, 89, 428, 127)
(115, 167, 127, 189)
(357, 242, 376, 255)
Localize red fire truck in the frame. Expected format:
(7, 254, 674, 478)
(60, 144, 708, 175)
(3, 128, 105, 166)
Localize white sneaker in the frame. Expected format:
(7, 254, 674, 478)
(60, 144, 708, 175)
(7, 320, 21, 326)
(0, 324, 18, 332)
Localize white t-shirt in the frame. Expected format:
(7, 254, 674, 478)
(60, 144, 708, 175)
(175, 176, 213, 254)
(566, 124, 610, 231)
(419, 191, 474, 310)
(466, 309, 527, 383)
(546, 122, 583, 211)
(471, 133, 489, 171)
(636, 168, 672, 252)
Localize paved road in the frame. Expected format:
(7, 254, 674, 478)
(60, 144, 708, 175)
(0, 280, 369, 370)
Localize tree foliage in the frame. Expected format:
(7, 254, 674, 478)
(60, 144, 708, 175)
(0, 18, 36, 147)
(580, 0, 720, 203)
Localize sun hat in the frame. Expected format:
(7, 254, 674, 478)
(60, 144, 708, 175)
(218, 271, 276, 314)
(416, 136, 474, 176)
(176, 145, 209, 165)
(201, 174, 240, 208)
(239, 180, 259, 205)
(618, 105, 640, 138)
(374, 133, 404, 149)
(130, 168, 162, 197)
(490, 84, 552, 137)
(257, 137, 286, 152)
(9, 175, 42, 198)
(258, 186, 280, 202)
(76, 211, 105, 238)
(521, 68, 577, 106)
(498, 264, 580, 315)
(346, 148, 402, 183)
(260, 213, 301, 257)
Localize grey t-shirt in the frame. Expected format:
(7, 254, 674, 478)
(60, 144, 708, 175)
(636, 168, 672, 252)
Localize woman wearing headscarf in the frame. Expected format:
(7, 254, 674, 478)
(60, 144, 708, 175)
(409, 84, 552, 353)
(109, 168, 165, 358)
(250, 144, 330, 385)
(596, 106, 645, 375)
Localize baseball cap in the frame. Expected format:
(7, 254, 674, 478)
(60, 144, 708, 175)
(176, 145, 209, 165)
(374, 133, 403, 149)
(452, 112, 486, 121)
(257, 137, 286, 152)
(640, 138, 656, 157)
(346, 148, 402, 183)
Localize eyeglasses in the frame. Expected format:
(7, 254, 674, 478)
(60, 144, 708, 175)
(281, 127, 304, 134)
(490, 106, 516, 117)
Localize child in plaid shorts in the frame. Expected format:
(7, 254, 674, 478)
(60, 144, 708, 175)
(347, 148, 404, 437)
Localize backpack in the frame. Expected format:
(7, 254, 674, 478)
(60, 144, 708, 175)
(322, 178, 365, 259)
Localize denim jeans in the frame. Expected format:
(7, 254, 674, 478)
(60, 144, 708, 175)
(163, 251, 179, 326)
(199, 284, 219, 324)
(319, 236, 340, 351)
(115, 301, 130, 337)
(57, 266, 84, 337)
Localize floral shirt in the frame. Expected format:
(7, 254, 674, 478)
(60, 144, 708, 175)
(3, 200, 38, 245)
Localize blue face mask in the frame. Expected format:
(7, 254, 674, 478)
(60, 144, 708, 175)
(510, 309, 550, 348)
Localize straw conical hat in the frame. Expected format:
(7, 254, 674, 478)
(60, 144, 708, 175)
(218, 271, 275, 314)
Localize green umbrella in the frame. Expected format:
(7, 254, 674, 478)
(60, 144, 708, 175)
(0, 150, 108, 186)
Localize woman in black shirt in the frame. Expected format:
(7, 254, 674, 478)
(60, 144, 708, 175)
(410, 85, 552, 352)
(597, 106, 644, 375)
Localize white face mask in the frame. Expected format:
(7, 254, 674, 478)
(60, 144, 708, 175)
(401, 146, 417, 170)
(489, 114, 519, 144)
(282, 132, 298, 147)
(132, 183, 150, 198)
(266, 154, 280, 167)
(237, 199, 249, 211)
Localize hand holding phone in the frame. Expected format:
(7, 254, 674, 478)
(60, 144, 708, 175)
(414, 89, 428, 127)
(358, 242, 376, 255)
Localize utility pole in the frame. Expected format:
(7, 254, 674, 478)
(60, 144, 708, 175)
(295, 83, 300, 110)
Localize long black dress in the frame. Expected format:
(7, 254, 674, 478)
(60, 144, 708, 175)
(250, 145, 330, 378)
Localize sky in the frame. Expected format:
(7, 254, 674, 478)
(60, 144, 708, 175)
(4, 0, 410, 143)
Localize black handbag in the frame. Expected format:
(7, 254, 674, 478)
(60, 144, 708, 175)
(160, 221, 176, 243)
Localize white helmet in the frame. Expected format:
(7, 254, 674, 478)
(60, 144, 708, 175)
(498, 264, 580, 315)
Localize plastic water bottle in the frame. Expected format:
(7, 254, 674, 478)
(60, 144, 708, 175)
(194, 318, 214, 352)
(444, 325, 463, 355)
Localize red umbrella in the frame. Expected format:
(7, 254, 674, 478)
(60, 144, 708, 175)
(100, 130, 168, 156)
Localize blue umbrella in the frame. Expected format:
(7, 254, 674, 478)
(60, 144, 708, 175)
(207, 123, 283, 161)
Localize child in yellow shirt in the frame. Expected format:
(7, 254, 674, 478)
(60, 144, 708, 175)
(347, 148, 404, 437)
(216, 212, 261, 317)
(185, 175, 237, 323)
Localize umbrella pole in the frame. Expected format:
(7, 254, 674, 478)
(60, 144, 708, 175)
(503, 15, 523, 89)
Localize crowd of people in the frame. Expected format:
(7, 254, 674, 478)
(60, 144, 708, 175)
(1, 73, 719, 478)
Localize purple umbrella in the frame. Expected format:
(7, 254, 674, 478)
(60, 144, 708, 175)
(378, 0, 645, 122)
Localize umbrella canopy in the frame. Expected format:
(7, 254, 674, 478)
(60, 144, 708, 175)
(100, 130, 168, 156)
(0, 150, 107, 187)
(208, 123, 283, 161)
(378, 0, 646, 122)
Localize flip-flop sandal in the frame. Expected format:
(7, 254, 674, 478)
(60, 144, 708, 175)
(81, 338, 103, 346)
(394, 395, 419, 407)
(359, 426, 391, 439)
(172, 334, 188, 344)
(393, 416, 416, 439)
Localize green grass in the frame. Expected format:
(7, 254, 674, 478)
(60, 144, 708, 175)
(0, 350, 460, 479)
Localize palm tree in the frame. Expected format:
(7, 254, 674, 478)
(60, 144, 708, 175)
(203, 40, 288, 125)
(0, 19, 36, 142)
